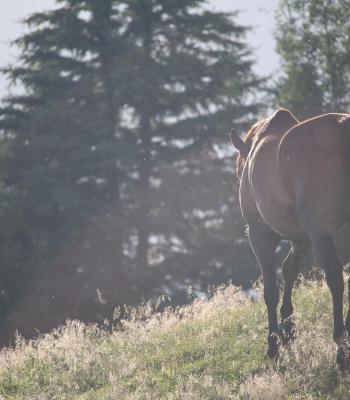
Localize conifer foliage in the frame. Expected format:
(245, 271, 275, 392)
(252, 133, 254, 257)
(0, 0, 261, 339)
(275, 0, 350, 118)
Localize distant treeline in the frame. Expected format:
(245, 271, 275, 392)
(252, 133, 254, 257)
(0, 0, 349, 343)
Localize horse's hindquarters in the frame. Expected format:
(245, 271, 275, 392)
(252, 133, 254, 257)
(279, 114, 350, 234)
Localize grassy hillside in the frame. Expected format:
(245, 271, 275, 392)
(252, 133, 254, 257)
(0, 281, 350, 399)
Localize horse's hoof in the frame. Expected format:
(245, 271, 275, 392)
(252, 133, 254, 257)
(336, 345, 350, 370)
(279, 321, 297, 346)
(266, 346, 279, 361)
(265, 333, 280, 361)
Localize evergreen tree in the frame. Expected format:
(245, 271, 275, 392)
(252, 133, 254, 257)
(0, 0, 262, 339)
(275, 0, 350, 118)
(123, 0, 262, 271)
(0, 0, 131, 329)
(142, 141, 258, 302)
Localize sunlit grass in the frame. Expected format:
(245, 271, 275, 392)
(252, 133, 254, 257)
(0, 281, 350, 399)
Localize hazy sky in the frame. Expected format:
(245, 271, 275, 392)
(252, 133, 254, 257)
(0, 0, 279, 97)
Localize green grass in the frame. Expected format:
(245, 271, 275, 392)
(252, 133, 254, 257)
(0, 281, 350, 399)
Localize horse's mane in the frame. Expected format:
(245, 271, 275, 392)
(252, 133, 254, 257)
(236, 108, 299, 175)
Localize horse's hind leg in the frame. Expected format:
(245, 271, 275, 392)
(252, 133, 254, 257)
(280, 242, 308, 344)
(310, 233, 350, 368)
(346, 278, 350, 333)
(248, 223, 280, 359)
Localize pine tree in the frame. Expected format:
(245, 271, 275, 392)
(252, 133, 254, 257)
(123, 0, 262, 271)
(0, 0, 262, 338)
(0, 0, 132, 328)
(275, 0, 350, 118)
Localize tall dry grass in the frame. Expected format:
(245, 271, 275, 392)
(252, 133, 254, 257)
(0, 281, 349, 399)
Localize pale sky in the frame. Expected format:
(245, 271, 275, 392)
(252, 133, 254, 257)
(0, 0, 279, 98)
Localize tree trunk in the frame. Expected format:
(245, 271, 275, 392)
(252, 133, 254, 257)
(137, 11, 154, 270)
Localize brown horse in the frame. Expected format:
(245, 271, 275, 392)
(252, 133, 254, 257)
(230, 108, 350, 368)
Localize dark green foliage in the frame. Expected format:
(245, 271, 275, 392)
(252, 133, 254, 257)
(0, 0, 262, 341)
(122, 0, 262, 272)
(275, 0, 350, 118)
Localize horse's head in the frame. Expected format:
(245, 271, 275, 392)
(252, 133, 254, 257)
(230, 108, 299, 177)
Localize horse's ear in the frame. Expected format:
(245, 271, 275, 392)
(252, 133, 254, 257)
(230, 129, 249, 158)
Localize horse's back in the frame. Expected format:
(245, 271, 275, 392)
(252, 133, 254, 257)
(279, 113, 350, 233)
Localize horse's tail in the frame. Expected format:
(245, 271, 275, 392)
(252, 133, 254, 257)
(339, 115, 350, 131)
(339, 115, 350, 184)
(339, 115, 350, 155)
